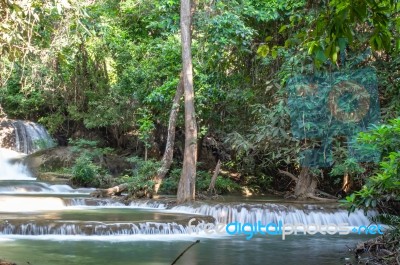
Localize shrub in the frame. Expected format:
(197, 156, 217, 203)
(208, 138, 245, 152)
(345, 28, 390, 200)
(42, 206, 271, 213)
(159, 168, 241, 195)
(121, 156, 160, 192)
(71, 154, 101, 186)
(68, 138, 112, 187)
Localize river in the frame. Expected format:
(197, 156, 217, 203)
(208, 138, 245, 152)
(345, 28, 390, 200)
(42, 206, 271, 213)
(0, 148, 376, 265)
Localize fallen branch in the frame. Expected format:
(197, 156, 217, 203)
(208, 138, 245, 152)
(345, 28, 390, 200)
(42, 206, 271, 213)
(307, 194, 337, 202)
(171, 240, 200, 265)
(90, 183, 129, 198)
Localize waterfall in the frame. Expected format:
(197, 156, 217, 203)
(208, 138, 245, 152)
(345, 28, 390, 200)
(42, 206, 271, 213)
(68, 200, 376, 227)
(65, 199, 377, 228)
(0, 221, 189, 236)
(0, 200, 377, 236)
(0, 119, 53, 180)
(170, 203, 375, 226)
(0, 148, 34, 180)
(0, 196, 66, 212)
(0, 119, 54, 154)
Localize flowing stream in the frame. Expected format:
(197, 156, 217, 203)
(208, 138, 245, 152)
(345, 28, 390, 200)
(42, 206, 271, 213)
(0, 137, 378, 264)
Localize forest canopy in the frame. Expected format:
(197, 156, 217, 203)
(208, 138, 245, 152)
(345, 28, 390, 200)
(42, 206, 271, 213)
(0, 0, 399, 203)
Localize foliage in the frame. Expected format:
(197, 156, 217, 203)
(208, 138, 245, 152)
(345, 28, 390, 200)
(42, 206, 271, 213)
(159, 168, 181, 194)
(120, 156, 160, 191)
(0, 0, 399, 201)
(330, 156, 365, 185)
(345, 118, 400, 236)
(71, 153, 102, 186)
(69, 138, 113, 157)
(69, 138, 112, 187)
(160, 168, 240, 195)
(243, 174, 274, 193)
(257, 0, 399, 67)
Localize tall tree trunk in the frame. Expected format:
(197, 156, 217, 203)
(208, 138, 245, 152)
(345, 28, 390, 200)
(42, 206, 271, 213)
(177, 0, 197, 203)
(154, 75, 184, 193)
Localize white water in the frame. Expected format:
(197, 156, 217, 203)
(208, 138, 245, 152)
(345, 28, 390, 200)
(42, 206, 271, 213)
(0, 148, 34, 180)
(170, 203, 375, 226)
(0, 123, 380, 264)
(0, 131, 378, 239)
(0, 196, 66, 212)
(65, 199, 376, 227)
(9, 120, 53, 154)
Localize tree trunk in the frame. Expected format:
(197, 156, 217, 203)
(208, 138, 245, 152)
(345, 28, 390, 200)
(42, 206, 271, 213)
(342, 172, 352, 193)
(294, 167, 317, 198)
(0, 104, 6, 118)
(177, 0, 197, 203)
(208, 159, 221, 195)
(278, 169, 336, 201)
(154, 75, 184, 193)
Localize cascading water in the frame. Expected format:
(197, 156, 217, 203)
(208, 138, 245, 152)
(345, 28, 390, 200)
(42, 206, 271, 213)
(0, 148, 34, 180)
(169, 203, 375, 226)
(0, 119, 54, 154)
(0, 198, 377, 236)
(0, 121, 380, 265)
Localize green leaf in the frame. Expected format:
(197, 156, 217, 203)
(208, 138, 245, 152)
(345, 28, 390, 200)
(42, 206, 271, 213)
(279, 25, 287, 33)
(331, 51, 338, 62)
(271, 47, 278, 59)
(257, 45, 269, 57)
(265, 36, 273, 42)
(308, 42, 317, 55)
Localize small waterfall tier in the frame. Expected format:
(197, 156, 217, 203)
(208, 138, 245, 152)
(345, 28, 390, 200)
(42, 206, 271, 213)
(0, 221, 189, 236)
(0, 119, 53, 154)
(0, 199, 378, 237)
(0, 148, 34, 180)
(65, 199, 377, 227)
(170, 203, 375, 226)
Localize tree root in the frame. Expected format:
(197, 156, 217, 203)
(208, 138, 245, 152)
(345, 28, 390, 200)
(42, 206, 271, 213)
(307, 194, 338, 202)
(353, 235, 400, 265)
(278, 169, 298, 181)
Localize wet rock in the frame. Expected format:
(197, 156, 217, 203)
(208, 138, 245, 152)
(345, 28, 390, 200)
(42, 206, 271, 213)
(24, 146, 76, 176)
(36, 172, 72, 183)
